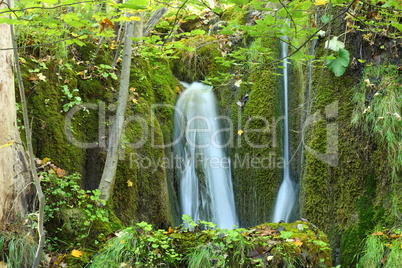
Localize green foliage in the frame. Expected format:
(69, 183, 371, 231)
(326, 48, 350, 76)
(41, 172, 112, 250)
(91, 222, 182, 267)
(358, 227, 402, 268)
(60, 85, 82, 112)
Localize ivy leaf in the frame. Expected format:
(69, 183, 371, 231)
(327, 48, 350, 77)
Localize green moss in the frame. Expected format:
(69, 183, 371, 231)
(222, 6, 247, 25)
(112, 57, 178, 228)
(216, 37, 283, 227)
(170, 35, 228, 82)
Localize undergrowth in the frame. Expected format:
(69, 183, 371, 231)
(358, 227, 402, 268)
(0, 232, 37, 268)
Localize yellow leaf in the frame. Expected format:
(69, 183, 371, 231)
(119, 16, 141, 21)
(292, 240, 303, 247)
(71, 32, 79, 37)
(127, 180, 133, 187)
(237, 130, 244, 136)
(132, 99, 138, 104)
(42, 157, 51, 164)
(129, 87, 136, 92)
(0, 140, 15, 149)
(71, 249, 83, 258)
(314, 0, 328, 5)
(372, 231, 384, 236)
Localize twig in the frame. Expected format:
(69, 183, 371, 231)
(0, 0, 96, 15)
(163, 0, 189, 45)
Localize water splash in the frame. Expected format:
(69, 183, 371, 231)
(174, 82, 238, 229)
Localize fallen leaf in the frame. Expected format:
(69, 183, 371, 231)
(127, 180, 133, 187)
(237, 130, 244, 136)
(132, 99, 138, 104)
(42, 157, 51, 164)
(0, 140, 15, 149)
(55, 168, 66, 178)
(292, 240, 303, 247)
(71, 249, 83, 258)
(29, 73, 39, 81)
(267, 255, 274, 261)
(38, 73, 47, 81)
(372, 231, 384, 236)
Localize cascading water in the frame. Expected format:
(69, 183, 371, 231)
(173, 82, 238, 229)
(272, 38, 296, 223)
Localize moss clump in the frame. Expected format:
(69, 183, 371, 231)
(222, 6, 247, 25)
(170, 35, 228, 82)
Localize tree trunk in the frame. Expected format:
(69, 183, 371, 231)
(0, 0, 32, 224)
(98, 13, 143, 202)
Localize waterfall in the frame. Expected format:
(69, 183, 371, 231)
(272, 38, 296, 223)
(173, 82, 238, 229)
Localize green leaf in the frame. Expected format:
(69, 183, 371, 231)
(391, 22, 402, 32)
(279, 231, 294, 239)
(327, 48, 350, 76)
(321, 14, 333, 24)
(190, 29, 205, 35)
(230, 0, 249, 5)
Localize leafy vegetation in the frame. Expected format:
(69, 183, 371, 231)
(358, 227, 402, 268)
(39, 167, 120, 251)
(92, 216, 331, 267)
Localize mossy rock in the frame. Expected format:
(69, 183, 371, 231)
(92, 220, 332, 267)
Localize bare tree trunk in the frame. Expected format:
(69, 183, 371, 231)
(0, 0, 32, 224)
(98, 14, 143, 202)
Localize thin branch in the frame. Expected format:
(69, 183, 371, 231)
(278, 0, 297, 37)
(163, 0, 189, 45)
(0, 0, 95, 15)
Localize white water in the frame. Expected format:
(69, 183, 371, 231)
(174, 82, 238, 229)
(272, 38, 296, 223)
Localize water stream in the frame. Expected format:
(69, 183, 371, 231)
(173, 82, 238, 229)
(272, 38, 296, 222)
